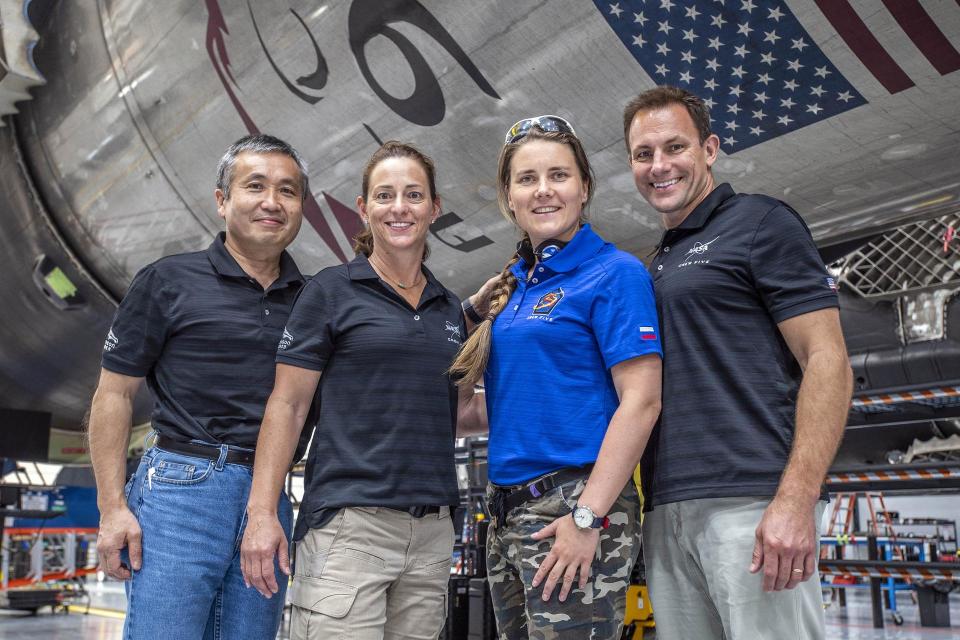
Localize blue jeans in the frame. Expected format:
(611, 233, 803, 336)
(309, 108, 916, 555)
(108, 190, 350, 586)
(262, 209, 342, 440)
(122, 443, 293, 640)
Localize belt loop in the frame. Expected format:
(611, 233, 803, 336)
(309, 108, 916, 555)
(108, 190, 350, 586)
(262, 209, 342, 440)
(215, 444, 228, 471)
(144, 430, 159, 450)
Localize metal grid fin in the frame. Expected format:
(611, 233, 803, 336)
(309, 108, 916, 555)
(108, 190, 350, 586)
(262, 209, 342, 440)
(839, 214, 960, 298)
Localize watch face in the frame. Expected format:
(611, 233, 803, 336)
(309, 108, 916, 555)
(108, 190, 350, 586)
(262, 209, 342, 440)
(573, 507, 593, 528)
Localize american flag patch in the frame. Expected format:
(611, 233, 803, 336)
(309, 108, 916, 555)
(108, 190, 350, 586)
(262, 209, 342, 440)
(826, 277, 837, 291)
(639, 325, 658, 340)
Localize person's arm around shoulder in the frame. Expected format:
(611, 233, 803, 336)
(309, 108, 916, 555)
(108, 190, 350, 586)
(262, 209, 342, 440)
(750, 307, 853, 591)
(89, 369, 144, 580)
(241, 363, 321, 598)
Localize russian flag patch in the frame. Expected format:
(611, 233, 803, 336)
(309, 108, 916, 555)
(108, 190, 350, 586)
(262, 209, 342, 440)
(639, 326, 657, 340)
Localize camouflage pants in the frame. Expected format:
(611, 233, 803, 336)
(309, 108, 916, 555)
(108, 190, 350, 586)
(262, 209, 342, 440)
(486, 474, 641, 640)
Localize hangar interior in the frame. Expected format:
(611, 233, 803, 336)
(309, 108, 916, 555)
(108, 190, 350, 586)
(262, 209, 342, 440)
(2, 0, 960, 638)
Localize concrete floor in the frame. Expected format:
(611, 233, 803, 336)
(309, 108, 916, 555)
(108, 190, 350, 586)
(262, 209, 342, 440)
(0, 580, 958, 639)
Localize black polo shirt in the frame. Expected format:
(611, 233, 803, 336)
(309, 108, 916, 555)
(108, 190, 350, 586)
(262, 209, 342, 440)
(642, 183, 838, 508)
(277, 254, 464, 541)
(101, 233, 305, 448)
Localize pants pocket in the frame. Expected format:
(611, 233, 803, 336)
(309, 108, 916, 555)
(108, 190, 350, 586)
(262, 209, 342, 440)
(148, 450, 214, 486)
(289, 575, 358, 618)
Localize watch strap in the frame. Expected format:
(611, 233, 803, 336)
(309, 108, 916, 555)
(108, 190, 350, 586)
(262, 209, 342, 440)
(461, 298, 484, 324)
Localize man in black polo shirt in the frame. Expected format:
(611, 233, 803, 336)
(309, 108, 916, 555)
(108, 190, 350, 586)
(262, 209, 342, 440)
(623, 86, 853, 639)
(88, 134, 308, 639)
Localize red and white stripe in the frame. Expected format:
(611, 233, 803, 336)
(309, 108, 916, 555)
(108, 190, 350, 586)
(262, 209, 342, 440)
(820, 563, 959, 582)
(827, 467, 960, 485)
(851, 386, 960, 408)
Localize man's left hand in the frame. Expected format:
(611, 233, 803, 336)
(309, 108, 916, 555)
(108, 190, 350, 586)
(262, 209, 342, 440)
(749, 496, 817, 591)
(530, 514, 600, 602)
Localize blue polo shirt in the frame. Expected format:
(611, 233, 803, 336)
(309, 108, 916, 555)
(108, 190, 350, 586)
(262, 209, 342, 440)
(485, 225, 662, 486)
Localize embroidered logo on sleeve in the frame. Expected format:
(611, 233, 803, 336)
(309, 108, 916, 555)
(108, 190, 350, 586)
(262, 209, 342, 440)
(825, 276, 838, 291)
(639, 326, 658, 341)
(278, 328, 294, 350)
(532, 288, 565, 316)
(103, 328, 118, 352)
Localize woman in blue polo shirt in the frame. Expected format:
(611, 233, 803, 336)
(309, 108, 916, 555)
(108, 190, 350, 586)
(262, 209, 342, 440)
(451, 116, 663, 639)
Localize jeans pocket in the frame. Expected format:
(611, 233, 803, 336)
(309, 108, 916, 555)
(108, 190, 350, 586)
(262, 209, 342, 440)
(149, 451, 214, 486)
(289, 575, 358, 618)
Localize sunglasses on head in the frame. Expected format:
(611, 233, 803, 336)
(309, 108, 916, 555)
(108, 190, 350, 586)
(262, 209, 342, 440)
(504, 115, 577, 145)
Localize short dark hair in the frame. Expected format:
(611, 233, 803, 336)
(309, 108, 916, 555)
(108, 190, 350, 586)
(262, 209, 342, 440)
(216, 134, 309, 201)
(622, 86, 712, 154)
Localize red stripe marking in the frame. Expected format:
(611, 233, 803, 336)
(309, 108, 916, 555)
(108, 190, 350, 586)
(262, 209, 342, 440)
(882, 0, 960, 76)
(814, 0, 914, 93)
(322, 191, 364, 247)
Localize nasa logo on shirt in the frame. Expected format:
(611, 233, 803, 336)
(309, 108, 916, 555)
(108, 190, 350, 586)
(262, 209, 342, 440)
(103, 328, 119, 352)
(532, 288, 564, 316)
(678, 236, 719, 268)
(445, 320, 462, 345)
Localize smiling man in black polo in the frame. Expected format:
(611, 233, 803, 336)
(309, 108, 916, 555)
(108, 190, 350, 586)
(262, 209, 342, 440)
(88, 134, 308, 640)
(623, 86, 853, 640)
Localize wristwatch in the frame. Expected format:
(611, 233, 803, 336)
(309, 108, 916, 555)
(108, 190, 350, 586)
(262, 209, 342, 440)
(461, 297, 484, 324)
(571, 504, 610, 530)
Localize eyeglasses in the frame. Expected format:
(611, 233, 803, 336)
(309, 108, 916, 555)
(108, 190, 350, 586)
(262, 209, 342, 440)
(503, 115, 577, 145)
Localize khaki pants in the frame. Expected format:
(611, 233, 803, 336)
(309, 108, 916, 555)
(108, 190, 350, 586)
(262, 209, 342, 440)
(290, 506, 454, 640)
(643, 497, 827, 640)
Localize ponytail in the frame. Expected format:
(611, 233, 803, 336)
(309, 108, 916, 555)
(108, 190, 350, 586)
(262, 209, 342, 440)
(353, 226, 374, 257)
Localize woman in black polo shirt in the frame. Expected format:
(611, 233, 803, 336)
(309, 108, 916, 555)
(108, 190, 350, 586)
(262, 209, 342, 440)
(238, 141, 481, 638)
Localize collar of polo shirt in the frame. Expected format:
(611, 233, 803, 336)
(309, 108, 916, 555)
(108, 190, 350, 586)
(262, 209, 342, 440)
(511, 224, 606, 278)
(206, 232, 303, 288)
(673, 183, 736, 231)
